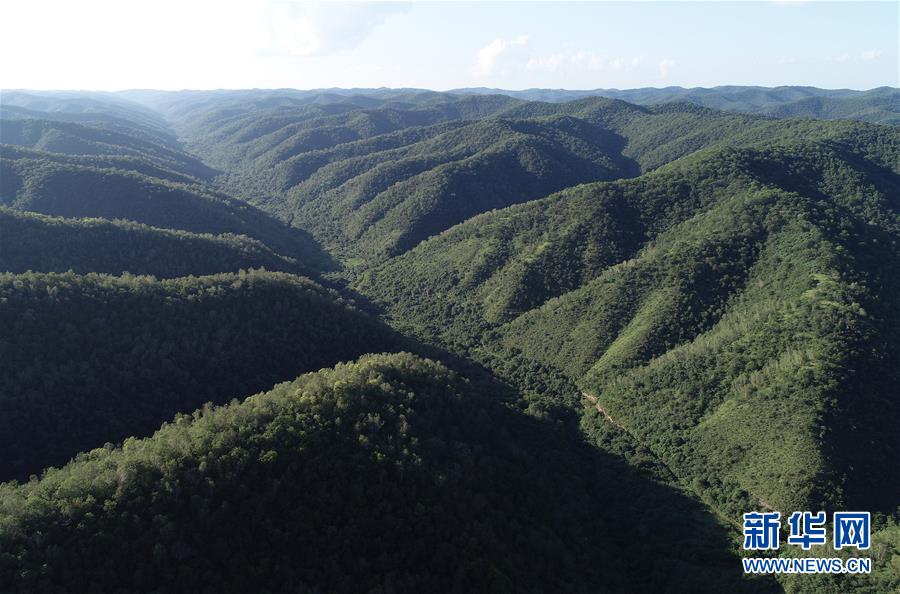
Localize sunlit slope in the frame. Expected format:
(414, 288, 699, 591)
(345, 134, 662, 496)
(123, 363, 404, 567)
(359, 122, 898, 346)
(358, 129, 900, 517)
(288, 116, 640, 262)
(513, 187, 898, 516)
(163, 92, 895, 266)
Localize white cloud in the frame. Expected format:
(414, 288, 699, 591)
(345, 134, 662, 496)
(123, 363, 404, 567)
(861, 49, 883, 61)
(527, 53, 566, 72)
(475, 35, 530, 76)
(658, 57, 676, 76)
(527, 51, 641, 73)
(264, 2, 409, 57)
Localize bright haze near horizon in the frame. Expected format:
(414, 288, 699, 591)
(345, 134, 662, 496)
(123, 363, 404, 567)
(1, 0, 897, 92)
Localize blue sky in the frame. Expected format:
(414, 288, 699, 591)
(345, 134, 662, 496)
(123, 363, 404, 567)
(1, 1, 896, 91)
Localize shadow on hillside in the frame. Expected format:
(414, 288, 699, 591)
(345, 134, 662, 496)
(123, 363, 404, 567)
(466, 378, 780, 592)
(336, 319, 780, 591)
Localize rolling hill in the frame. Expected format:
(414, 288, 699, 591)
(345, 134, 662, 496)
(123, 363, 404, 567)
(0, 117, 214, 180)
(0, 270, 401, 482)
(148, 91, 897, 271)
(0, 90, 178, 148)
(1, 87, 898, 593)
(0, 145, 334, 272)
(358, 125, 900, 521)
(453, 86, 900, 125)
(0, 353, 760, 593)
(0, 207, 302, 277)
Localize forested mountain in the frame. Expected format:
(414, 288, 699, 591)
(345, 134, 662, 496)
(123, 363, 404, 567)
(1, 87, 898, 593)
(147, 90, 896, 268)
(0, 270, 401, 482)
(0, 145, 333, 272)
(0, 208, 301, 276)
(359, 126, 900, 518)
(0, 91, 172, 138)
(0, 353, 760, 593)
(454, 86, 900, 125)
(0, 118, 214, 180)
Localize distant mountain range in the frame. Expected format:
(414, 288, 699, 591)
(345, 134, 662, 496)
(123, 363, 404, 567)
(451, 86, 900, 125)
(4, 84, 898, 126)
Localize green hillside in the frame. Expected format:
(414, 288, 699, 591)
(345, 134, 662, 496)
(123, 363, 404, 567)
(0, 353, 761, 594)
(0, 145, 334, 272)
(0, 91, 181, 152)
(358, 129, 900, 519)
(158, 93, 896, 269)
(0, 270, 400, 481)
(287, 116, 640, 262)
(0, 208, 302, 276)
(0, 118, 214, 180)
(1, 87, 898, 593)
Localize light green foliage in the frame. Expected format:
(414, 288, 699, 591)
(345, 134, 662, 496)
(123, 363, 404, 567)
(360, 126, 900, 532)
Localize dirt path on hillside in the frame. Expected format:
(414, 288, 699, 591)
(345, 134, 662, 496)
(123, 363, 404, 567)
(582, 391, 776, 513)
(581, 391, 628, 432)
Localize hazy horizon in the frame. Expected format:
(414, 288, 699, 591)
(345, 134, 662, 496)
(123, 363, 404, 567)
(2, 1, 896, 92)
(4, 83, 897, 94)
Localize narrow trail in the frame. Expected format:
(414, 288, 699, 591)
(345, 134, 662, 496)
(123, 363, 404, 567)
(755, 497, 776, 512)
(580, 390, 689, 495)
(581, 391, 628, 432)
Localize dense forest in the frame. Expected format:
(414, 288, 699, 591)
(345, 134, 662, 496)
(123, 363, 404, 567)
(359, 126, 900, 516)
(0, 87, 898, 593)
(0, 352, 768, 593)
(0, 208, 301, 276)
(0, 269, 402, 482)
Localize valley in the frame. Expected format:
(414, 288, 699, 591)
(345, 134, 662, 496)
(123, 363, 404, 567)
(0, 86, 898, 593)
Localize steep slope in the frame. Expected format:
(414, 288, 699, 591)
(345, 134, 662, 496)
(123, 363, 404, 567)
(0, 353, 761, 594)
(161, 92, 894, 268)
(359, 121, 898, 345)
(3, 88, 897, 592)
(159, 92, 520, 170)
(0, 270, 401, 481)
(358, 128, 900, 520)
(0, 146, 334, 272)
(0, 90, 178, 148)
(286, 115, 640, 262)
(511, 185, 899, 516)
(0, 118, 214, 180)
(0, 208, 301, 277)
(357, 149, 753, 348)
